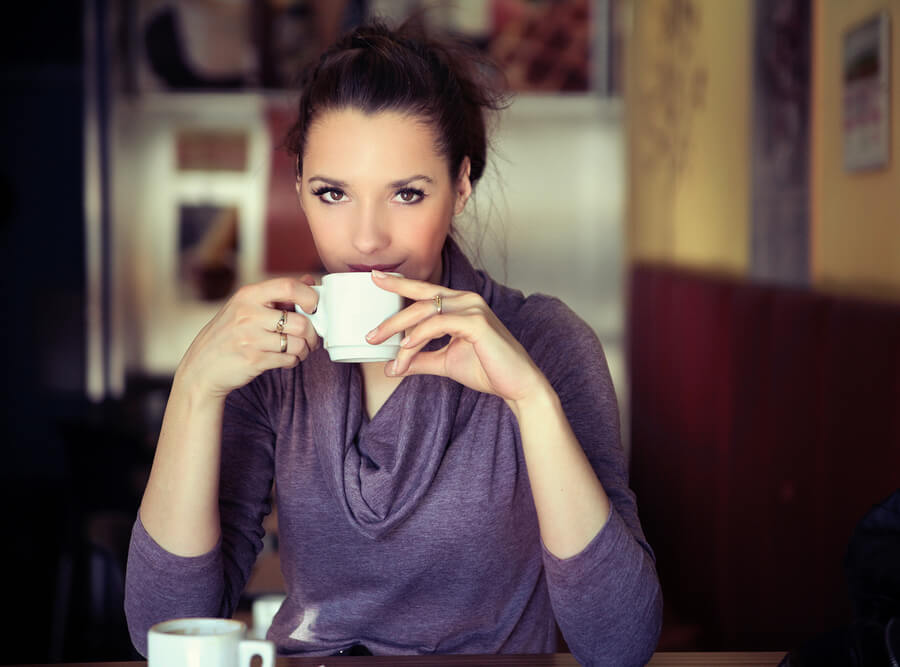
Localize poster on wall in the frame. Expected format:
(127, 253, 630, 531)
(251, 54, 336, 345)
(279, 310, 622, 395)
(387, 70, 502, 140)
(178, 204, 240, 302)
(843, 11, 891, 171)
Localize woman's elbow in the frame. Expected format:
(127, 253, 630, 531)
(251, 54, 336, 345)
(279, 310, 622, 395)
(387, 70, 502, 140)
(574, 579, 663, 666)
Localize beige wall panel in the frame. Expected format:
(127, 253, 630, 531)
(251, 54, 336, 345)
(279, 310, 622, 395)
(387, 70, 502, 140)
(626, 0, 752, 275)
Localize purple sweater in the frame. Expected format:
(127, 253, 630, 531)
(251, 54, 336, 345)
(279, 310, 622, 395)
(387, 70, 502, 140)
(125, 239, 662, 665)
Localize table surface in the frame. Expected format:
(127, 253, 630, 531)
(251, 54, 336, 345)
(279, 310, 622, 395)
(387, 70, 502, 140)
(19, 651, 788, 666)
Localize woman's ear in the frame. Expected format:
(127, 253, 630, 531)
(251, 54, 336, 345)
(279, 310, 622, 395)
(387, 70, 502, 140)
(454, 157, 473, 215)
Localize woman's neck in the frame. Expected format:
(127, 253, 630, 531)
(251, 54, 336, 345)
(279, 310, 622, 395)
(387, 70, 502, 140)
(359, 361, 404, 420)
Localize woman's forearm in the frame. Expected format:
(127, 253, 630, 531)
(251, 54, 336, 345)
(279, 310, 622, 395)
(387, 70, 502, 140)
(508, 381, 611, 559)
(138, 371, 225, 557)
(137, 277, 318, 558)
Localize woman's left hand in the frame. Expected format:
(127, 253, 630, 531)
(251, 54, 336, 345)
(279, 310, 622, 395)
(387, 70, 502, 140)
(365, 271, 549, 407)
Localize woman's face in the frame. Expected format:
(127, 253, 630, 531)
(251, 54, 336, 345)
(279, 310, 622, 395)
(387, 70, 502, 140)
(297, 108, 472, 284)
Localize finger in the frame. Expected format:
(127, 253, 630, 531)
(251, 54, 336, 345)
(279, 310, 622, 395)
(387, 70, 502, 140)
(399, 310, 487, 351)
(251, 337, 311, 373)
(370, 270, 460, 301)
(390, 349, 449, 379)
(366, 298, 438, 344)
(258, 349, 302, 371)
(248, 276, 320, 315)
(266, 308, 290, 333)
(260, 305, 321, 350)
(389, 309, 491, 376)
(367, 291, 479, 344)
(258, 305, 321, 354)
(263, 332, 311, 358)
(263, 308, 308, 336)
(389, 334, 433, 376)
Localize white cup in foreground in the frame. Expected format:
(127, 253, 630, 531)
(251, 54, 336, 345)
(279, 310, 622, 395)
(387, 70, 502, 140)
(251, 593, 286, 639)
(148, 617, 274, 667)
(296, 272, 403, 363)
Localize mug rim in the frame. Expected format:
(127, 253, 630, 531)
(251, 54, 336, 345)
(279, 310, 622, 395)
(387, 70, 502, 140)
(321, 271, 403, 283)
(149, 617, 246, 637)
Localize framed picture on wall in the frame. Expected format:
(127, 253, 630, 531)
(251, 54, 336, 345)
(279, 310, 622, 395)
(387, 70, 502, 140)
(843, 11, 891, 171)
(177, 203, 240, 303)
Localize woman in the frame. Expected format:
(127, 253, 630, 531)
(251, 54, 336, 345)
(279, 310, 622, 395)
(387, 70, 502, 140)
(125, 18, 662, 665)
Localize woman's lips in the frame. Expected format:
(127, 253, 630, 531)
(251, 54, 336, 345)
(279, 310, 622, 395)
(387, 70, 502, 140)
(347, 263, 402, 273)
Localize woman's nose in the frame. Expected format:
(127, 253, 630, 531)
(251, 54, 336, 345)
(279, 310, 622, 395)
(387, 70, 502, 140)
(351, 204, 390, 254)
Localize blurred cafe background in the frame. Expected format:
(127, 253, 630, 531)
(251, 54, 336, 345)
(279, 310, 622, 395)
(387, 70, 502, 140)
(1, 0, 898, 663)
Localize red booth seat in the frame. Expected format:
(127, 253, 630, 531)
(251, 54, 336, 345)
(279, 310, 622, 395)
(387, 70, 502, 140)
(628, 263, 900, 650)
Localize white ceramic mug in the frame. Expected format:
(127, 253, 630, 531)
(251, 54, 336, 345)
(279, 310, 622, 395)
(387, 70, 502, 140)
(147, 617, 274, 667)
(296, 272, 403, 363)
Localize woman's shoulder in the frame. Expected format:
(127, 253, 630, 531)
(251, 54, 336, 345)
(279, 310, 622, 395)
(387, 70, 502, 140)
(488, 281, 601, 359)
(487, 277, 590, 333)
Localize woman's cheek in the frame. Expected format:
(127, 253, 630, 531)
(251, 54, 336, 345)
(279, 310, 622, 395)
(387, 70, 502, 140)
(307, 206, 348, 237)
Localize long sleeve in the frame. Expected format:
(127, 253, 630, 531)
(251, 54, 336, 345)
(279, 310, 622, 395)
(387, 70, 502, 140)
(124, 372, 280, 657)
(513, 294, 663, 665)
(542, 509, 662, 665)
(124, 516, 227, 656)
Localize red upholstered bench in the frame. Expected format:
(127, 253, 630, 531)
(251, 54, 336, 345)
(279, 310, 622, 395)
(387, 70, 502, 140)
(627, 263, 900, 650)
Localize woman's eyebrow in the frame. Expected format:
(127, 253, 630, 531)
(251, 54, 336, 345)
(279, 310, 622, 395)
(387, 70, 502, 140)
(307, 176, 349, 188)
(306, 175, 434, 188)
(388, 175, 434, 188)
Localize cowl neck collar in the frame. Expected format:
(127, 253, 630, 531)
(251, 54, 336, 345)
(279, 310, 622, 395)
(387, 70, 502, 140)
(303, 237, 495, 539)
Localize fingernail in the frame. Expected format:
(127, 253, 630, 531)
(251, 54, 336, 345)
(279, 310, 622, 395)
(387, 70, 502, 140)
(372, 269, 386, 279)
(400, 336, 411, 348)
(387, 360, 398, 376)
(366, 328, 378, 341)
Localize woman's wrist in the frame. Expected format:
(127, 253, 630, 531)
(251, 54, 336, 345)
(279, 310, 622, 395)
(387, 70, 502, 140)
(171, 363, 228, 413)
(505, 373, 559, 423)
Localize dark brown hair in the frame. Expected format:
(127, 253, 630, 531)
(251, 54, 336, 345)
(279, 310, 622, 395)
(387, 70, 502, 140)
(284, 17, 508, 186)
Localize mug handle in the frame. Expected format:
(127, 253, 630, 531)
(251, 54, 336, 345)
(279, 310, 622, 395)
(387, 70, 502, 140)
(295, 285, 326, 337)
(239, 638, 275, 667)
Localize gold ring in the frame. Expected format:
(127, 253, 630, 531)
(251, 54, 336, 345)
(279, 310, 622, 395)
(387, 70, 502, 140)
(276, 310, 287, 334)
(433, 294, 442, 315)
(279, 332, 287, 353)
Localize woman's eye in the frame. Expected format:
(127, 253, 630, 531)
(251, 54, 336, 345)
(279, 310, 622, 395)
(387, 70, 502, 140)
(313, 187, 347, 203)
(394, 188, 425, 204)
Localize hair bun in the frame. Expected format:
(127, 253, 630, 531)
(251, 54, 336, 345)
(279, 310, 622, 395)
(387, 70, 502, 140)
(285, 17, 509, 187)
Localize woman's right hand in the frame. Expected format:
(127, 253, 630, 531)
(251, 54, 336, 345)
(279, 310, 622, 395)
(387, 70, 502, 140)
(175, 276, 322, 399)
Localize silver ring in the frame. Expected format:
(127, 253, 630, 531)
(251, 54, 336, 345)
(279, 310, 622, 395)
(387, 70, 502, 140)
(433, 294, 442, 315)
(279, 332, 287, 353)
(276, 310, 287, 334)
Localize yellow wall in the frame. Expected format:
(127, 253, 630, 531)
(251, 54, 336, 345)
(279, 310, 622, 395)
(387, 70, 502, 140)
(626, 0, 752, 274)
(626, 0, 900, 300)
(813, 0, 900, 298)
